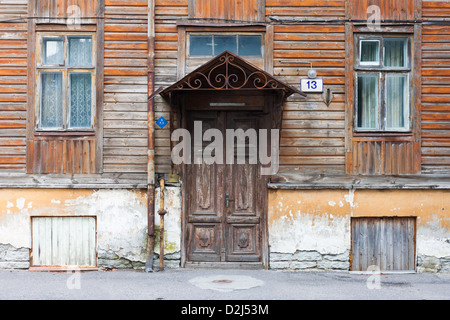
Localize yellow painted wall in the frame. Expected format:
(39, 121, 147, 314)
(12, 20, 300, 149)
(268, 189, 450, 229)
(268, 188, 450, 261)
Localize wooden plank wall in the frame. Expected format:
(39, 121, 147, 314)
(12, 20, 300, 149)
(154, 0, 189, 173)
(352, 139, 415, 175)
(34, 0, 98, 24)
(103, 0, 150, 173)
(421, 0, 450, 174)
(351, 217, 416, 271)
(347, 0, 416, 20)
(189, 0, 264, 22)
(0, 0, 28, 172)
(267, 0, 347, 174)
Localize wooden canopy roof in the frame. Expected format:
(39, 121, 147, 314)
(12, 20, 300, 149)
(159, 51, 305, 102)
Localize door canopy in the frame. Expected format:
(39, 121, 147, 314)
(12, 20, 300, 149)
(159, 51, 305, 103)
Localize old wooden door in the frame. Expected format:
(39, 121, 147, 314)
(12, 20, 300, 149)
(351, 217, 416, 271)
(185, 110, 267, 266)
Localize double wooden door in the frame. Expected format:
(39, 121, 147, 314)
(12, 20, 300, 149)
(184, 110, 267, 265)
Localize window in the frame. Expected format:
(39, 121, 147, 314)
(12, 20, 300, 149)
(189, 33, 263, 57)
(37, 33, 95, 131)
(355, 35, 411, 132)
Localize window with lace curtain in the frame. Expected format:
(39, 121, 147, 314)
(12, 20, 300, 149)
(36, 33, 95, 131)
(355, 35, 412, 132)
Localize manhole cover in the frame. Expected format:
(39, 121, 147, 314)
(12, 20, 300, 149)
(213, 279, 233, 284)
(189, 275, 264, 292)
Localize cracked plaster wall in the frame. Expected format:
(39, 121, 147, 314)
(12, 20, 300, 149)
(0, 188, 182, 269)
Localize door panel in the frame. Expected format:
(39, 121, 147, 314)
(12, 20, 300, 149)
(186, 112, 224, 262)
(224, 112, 262, 262)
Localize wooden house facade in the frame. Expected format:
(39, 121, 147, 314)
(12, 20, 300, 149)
(0, 0, 449, 272)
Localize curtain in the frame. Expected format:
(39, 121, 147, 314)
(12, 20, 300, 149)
(69, 73, 92, 128)
(69, 37, 92, 66)
(357, 74, 379, 129)
(386, 75, 407, 130)
(360, 40, 379, 64)
(384, 39, 406, 67)
(41, 73, 63, 128)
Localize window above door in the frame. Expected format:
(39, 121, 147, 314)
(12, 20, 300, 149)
(188, 33, 264, 58)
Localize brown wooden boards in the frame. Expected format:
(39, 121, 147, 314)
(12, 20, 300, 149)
(351, 217, 416, 272)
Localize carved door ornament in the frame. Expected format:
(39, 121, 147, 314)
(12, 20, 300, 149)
(237, 230, 250, 249)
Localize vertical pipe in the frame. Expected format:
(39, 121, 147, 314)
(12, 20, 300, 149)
(145, 0, 156, 273)
(159, 178, 166, 271)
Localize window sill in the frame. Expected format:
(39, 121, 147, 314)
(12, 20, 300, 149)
(353, 131, 413, 137)
(34, 131, 95, 137)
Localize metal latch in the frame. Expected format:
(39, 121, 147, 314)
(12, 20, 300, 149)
(225, 194, 234, 208)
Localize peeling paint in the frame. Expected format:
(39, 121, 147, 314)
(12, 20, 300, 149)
(268, 189, 450, 271)
(0, 187, 183, 269)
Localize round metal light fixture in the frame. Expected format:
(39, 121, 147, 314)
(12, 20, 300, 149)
(308, 69, 317, 79)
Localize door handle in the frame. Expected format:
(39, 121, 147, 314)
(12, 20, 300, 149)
(225, 194, 234, 208)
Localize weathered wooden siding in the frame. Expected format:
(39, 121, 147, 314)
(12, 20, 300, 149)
(189, 0, 264, 22)
(0, 0, 28, 172)
(268, 0, 347, 174)
(29, 138, 96, 174)
(34, 0, 98, 23)
(266, 0, 345, 21)
(352, 139, 415, 175)
(347, 0, 417, 21)
(103, 0, 150, 173)
(421, 1, 450, 174)
(351, 217, 416, 272)
(154, 0, 189, 174)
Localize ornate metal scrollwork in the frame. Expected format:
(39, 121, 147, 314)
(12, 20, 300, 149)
(178, 52, 285, 91)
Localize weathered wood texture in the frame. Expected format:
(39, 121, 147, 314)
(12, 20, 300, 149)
(268, 0, 347, 174)
(189, 0, 264, 21)
(154, 0, 189, 173)
(28, 138, 96, 174)
(32, 216, 97, 267)
(421, 1, 450, 174)
(266, 0, 345, 21)
(103, 0, 151, 173)
(351, 217, 416, 271)
(352, 139, 415, 175)
(0, 0, 28, 172)
(34, 0, 99, 23)
(347, 0, 417, 21)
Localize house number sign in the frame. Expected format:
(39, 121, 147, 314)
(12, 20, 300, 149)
(300, 78, 323, 93)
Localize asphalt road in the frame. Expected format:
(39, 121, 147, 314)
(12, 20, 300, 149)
(0, 268, 449, 301)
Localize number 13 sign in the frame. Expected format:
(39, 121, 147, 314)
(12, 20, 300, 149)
(301, 78, 323, 93)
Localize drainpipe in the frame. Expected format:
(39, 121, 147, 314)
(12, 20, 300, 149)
(145, 0, 156, 273)
(158, 178, 167, 271)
